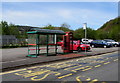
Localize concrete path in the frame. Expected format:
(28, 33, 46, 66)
(1, 47, 118, 62)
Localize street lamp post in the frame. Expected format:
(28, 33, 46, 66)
(83, 23, 87, 53)
(83, 23, 87, 39)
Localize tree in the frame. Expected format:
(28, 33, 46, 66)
(1, 21, 9, 35)
(9, 23, 20, 37)
(1, 21, 21, 38)
(61, 23, 70, 29)
(86, 28, 96, 39)
(74, 28, 84, 40)
(74, 27, 96, 40)
(44, 24, 55, 30)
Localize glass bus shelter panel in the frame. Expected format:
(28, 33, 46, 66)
(56, 35, 64, 54)
(39, 35, 47, 45)
(38, 35, 47, 55)
(49, 35, 54, 44)
(28, 34, 37, 56)
(28, 34, 36, 45)
(57, 46, 63, 54)
(47, 35, 56, 56)
(28, 46, 37, 55)
(48, 45, 56, 55)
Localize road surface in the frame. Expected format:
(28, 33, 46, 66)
(1, 52, 119, 83)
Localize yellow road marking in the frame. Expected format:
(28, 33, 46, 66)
(31, 73, 50, 81)
(114, 59, 118, 61)
(58, 73, 73, 79)
(15, 70, 33, 76)
(94, 65, 101, 68)
(74, 67, 85, 71)
(54, 72, 61, 76)
(74, 66, 90, 71)
(99, 61, 105, 63)
(64, 65, 82, 71)
(76, 76, 82, 83)
(47, 63, 75, 69)
(23, 70, 50, 78)
(88, 79, 98, 83)
(82, 67, 92, 71)
(0, 68, 27, 75)
(104, 62, 110, 65)
(86, 78, 91, 81)
(31, 71, 60, 81)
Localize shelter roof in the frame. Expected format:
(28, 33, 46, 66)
(27, 28, 65, 35)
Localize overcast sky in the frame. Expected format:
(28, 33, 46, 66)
(2, 2, 118, 30)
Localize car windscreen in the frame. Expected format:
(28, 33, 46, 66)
(83, 40, 88, 41)
(91, 41, 97, 43)
(104, 40, 115, 42)
(80, 42, 83, 44)
(102, 41, 107, 43)
(104, 40, 109, 42)
(109, 40, 115, 42)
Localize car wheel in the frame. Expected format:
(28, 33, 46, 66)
(77, 47, 82, 52)
(114, 44, 117, 47)
(104, 45, 107, 48)
(91, 45, 94, 48)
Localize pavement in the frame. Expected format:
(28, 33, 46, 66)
(1, 46, 119, 70)
(1, 52, 119, 82)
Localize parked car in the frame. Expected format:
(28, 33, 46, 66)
(61, 40, 90, 52)
(90, 40, 112, 48)
(104, 39, 119, 47)
(118, 42, 120, 47)
(57, 41, 63, 46)
(81, 38, 89, 44)
(73, 40, 91, 51)
(81, 38, 93, 44)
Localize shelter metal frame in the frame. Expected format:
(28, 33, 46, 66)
(27, 28, 65, 57)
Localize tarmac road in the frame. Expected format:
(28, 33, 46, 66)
(1, 52, 119, 83)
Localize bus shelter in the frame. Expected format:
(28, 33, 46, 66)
(27, 28, 65, 57)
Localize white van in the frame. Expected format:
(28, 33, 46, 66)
(81, 38, 93, 44)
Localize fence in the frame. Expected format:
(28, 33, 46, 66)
(0, 35, 27, 46)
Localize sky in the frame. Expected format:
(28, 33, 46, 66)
(2, 2, 118, 30)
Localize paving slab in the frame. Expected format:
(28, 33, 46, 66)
(2, 53, 85, 70)
(79, 47, 119, 56)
